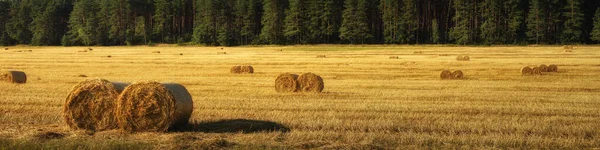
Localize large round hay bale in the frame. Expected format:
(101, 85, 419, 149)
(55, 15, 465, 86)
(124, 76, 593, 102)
(241, 66, 254, 73)
(230, 66, 242, 74)
(1, 71, 27, 83)
(456, 55, 463, 61)
(116, 82, 193, 132)
(63, 79, 130, 131)
(520, 66, 532, 76)
(275, 73, 299, 93)
(440, 70, 452, 79)
(548, 64, 558, 72)
(297, 73, 324, 93)
(531, 67, 542, 75)
(462, 55, 470, 61)
(451, 70, 464, 79)
(538, 64, 548, 72)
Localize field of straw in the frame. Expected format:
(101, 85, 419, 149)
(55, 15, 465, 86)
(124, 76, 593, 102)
(0, 45, 599, 149)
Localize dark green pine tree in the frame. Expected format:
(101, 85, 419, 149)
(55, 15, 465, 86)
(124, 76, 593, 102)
(431, 19, 440, 44)
(235, 0, 262, 45)
(526, 0, 545, 44)
(0, 1, 12, 45)
(561, 0, 584, 44)
(153, 0, 174, 43)
(134, 16, 150, 45)
(450, 0, 475, 45)
(30, 0, 71, 46)
(504, 0, 523, 44)
(108, 0, 132, 45)
(339, 0, 371, 44)
(591, 8, 600, 42)
(216, 0, 236, 46)
(399, 0, 417, 44)
(480, 0, 503, 44)
(193, 0, 218, 45)
(63, 0, 100, 46)
(260, 0, 287, 44)
(380, 0, 400, 44)
(319, 0, 343, 43)
(284, 0, 309, 44)
(5, 0, 32, 44)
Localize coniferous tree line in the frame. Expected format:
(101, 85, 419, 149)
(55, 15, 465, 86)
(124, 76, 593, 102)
(1, 0, 600, 46)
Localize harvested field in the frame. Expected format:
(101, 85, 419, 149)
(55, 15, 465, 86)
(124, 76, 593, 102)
(0, 46, 599, 149)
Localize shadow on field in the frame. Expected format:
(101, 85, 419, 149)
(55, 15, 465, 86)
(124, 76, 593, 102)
(171, 119, 290, 133)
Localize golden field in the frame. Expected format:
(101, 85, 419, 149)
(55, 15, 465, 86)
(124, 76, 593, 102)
(0, 45, 599, 149)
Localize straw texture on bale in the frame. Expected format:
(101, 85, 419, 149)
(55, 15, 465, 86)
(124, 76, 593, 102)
(539, 64, 548, 72)
(297, 73, 324, 93)
(451, 70, 464, 79)
(521, 66, 532, 76)
(317, 55, 327, 58)
(230, 66, 242, 74)
(116, 82, 193, 132)
(275, 73, 299, 93)
(548, 64, 558, 72)
(531, 67, 542, 75)
(63, 79, 130, 131)
(1, 71, 27, 83)
(241, 66, 254, 73)
(440, 70, 452, 79)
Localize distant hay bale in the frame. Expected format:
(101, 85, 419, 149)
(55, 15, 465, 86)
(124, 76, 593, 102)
(217, 52, 227, 55)
(88, 48, 93, 51)
(241, 66, 254, 73)
(440, 70, 452, 79)
(413, 51, 423, 54)
(4, 48, 7, 50)
(520, 66, 532, 76)
(275, 73, 299, 93)
(456, 55, 470, 61)
(152, 51, 161, 54)
(548, 64, 558, 72)
(27, 50, 32, 52)
(230, 66, 242, 74)
(106, 55, 112, 58)
(389, 56, 399, 59)
(63, 79, 130, 131)
(1, 71, 27, 83)
(539, 64, 548, 72)
(15, 50, 22, 52)
(297, 73, 324, 93)
(531, 67, 542, 75)
(317, 55, 326, 58)
(451, 70, 464, 79)
(116, 82, 193, 132)
(179, 53, 183, 56)
(78, 50, 88, 53)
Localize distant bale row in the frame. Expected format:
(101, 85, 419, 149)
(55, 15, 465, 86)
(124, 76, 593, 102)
(563, 45, 574, 52)
(1, 71, 27, 83)
(275, 73, 324, 93)
(152, 51, 161, 54)
(389, 56, 399, 59)
(521, 64, 558, 76)
(63, 79, 193, 132)
(413, 51, 423, 54)
(440, 70, 464, 80)
(456, 55, 470, 61)
(231, 66, 254, 74)
(317, 55, 327, 58)
(218, 52, 227, 55)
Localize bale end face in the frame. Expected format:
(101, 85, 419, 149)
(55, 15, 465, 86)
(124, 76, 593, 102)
(548, 64, 558, 72)
(297, 73, 324, 93)
(241, 66, 254, 73)
(451, 70, 464, 79)
(539, 65, 548, 72)
(1, 71, 27, 84)
(230, 66, 242, 74)
(531, 67, 542, 75)
(275, 73, 299, 93)
(521, 66, 532, 76)
(116, 82, 193, 132)
(440, 70, 452, 79)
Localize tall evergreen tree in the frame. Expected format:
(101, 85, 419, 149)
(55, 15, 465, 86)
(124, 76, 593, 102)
(399, 0, 418, 44)
(5, 0, 32, 44)
(381, 0, 400, 44)
(480, 0, 503, 44)
(283, 0, 309, 44)
(504, 0, 523, 44)
(0, 1, 12, 45)
(194, 0, 219, 45)
(63, 0, 100, 46)
(562, 0, 584, 44)
(591, 8, 600, 42)
(30, 0, 71, 46)
(450, 0, 476, 45)
(526, 0, 545, 44)
(431, 19, 440, 44)
(153, 0, 173, 43)
(339, 0, 371, 44)
(260, 0, 287, 44)
(108, 0, 132, 45)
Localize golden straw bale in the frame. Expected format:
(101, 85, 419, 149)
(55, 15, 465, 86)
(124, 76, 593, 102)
(241, 66, 254, 73)
(230, 66, 242, 74)
(440, 70, 452, 79)
(451, 70, 464, 79)
(116, 82, 193, 132)
(520, 66, 532, 76)
(548, 64, 558, 72)
(297, 73, 324, 93)
(63, 79, 130, 131)
(531, 67, 542, 75)
(538, 64, 548, 72)
(275, 73, 299, 93)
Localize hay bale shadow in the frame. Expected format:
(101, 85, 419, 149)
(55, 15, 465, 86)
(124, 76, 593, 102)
(171, 119, 290, 133)
(34, 131, 65, 140)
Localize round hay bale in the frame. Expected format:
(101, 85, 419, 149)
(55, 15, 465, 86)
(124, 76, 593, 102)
(297, 73, 324, 93)
(389, 56, 399, 59)
(4, 48, 7, 50)
(317, 55, 327, 58)
(538, 64, 548, 72)
(63, 79, 130, 131)
(116, 82, 193, 132)
(88, 48, 93, 51)
(230, 66, 242, 74)
(1, 71, 27, 83)
(531, 67, 542, 75)
(217, 52, 227, 55)
(548, 64, 558, 72)
(440, 70, 452, 79)
(413, 51, 423, 54)
(275, 73, 299, 93)
(462, 55, 470, 61)
(520, 66, 532, 76)
(451, 70, 464, 79)
(456, 55, 463, 61)
(152, 51, 160, 54)
(563, 45, 569, 49)
(241, 66, 254, 73)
